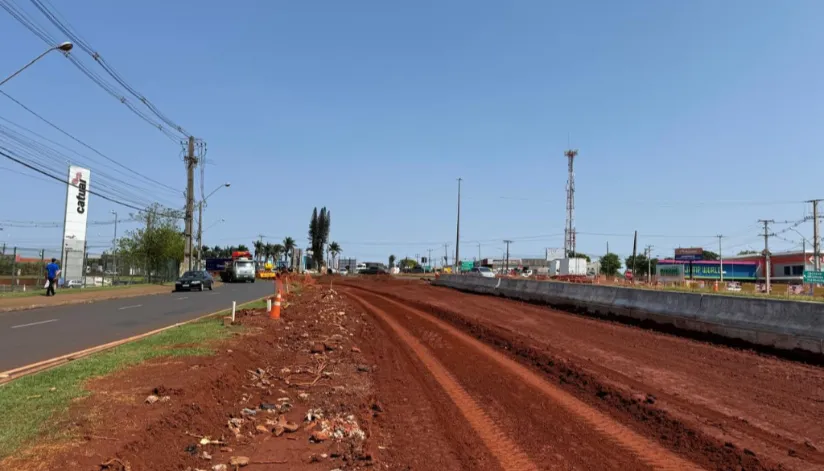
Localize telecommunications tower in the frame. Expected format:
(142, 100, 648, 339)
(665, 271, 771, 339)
(564, 149, 578, 256)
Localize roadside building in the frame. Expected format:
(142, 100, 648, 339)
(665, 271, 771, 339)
(729, 250, 821, 283)
(656, 259, 758, 281)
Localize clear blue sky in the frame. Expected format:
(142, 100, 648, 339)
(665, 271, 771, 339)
(1, 0, 823, 263)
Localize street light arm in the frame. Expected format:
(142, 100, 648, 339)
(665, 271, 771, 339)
(0, 42, 72, 87)
(203, 183, 230, 202)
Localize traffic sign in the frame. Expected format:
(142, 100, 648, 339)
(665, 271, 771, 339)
(803, 270, 824, 283)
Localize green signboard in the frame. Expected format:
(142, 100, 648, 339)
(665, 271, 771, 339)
(460, 261, 474, 272)
(803, 271, 824, 283)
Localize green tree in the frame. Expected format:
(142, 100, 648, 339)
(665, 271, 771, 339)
(117, 203, 185, 282)
(389, 254, 397, 268)
(237, 244, 249, 253)
(272, 244, 284, 265)
(702, 250, 719, 261)
(398, 258, 417, 269)
(600, 253, 622, 276)
(738, 250, 758, 255)
(263, 243, 274, 264)
(253, 240, 264, 263)
(282, 237, 296, 267)
(308, 207, 331, 270)
(625, 254, 658, 277)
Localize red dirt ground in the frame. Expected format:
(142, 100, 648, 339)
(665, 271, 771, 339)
(340, 277, 824, 470)
(5, 276, 820, 470)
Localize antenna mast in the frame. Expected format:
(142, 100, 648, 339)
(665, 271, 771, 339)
(564, 149, 578, 256)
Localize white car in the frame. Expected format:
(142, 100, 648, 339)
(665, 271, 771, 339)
(469, 267, 496, 278)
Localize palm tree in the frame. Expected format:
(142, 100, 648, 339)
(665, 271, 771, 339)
(282, 237, 296, 268)
(389, 254, 396, 268)
(328, 241, 342, 269)
(263, 243, 274, 265)
(272, 244, 285, 267)
(253, 240, 264, 263)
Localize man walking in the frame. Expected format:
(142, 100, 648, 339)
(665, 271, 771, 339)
(45, 258, 60, 296)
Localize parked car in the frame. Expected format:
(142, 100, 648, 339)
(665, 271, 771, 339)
(175, 270, 214, 292)
(361, 266, 387, 275)
(468, 267, 496, 278)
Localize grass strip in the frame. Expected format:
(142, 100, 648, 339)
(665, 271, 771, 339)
(0, 297, 264, 459)
(0, 283, 157, 299)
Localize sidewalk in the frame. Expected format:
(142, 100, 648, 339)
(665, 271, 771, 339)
(0, 285, 172, 313)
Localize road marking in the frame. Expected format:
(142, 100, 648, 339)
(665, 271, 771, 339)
(176, 296, 188, 300)
(11, 319, 58, 329)
(118, 304, 142, 310)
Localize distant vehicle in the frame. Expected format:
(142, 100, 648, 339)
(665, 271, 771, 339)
(355, 263, 367, 273)
(410, 266, 424, 273)
(339, 268, 349, 276)
(66, 279, 83, 288)
(521, 269, 533, 278)
(361, 266, 387, 275)
(469, 267, 495, 278)
(175, 270, 214, 292)
(220, 251, 256, 283)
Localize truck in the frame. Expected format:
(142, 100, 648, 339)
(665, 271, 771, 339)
(219, 251, 256, 283)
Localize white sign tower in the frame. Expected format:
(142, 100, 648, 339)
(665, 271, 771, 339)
(61, 165, 91, 284)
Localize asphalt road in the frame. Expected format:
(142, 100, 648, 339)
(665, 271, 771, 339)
(0, 281, 275, 372)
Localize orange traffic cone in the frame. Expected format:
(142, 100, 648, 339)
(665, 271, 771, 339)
(713, 281, 719, 292)
(270, 293, 281, 319)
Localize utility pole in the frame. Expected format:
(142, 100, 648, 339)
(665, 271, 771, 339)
(809, 200, 822, 272)
(645, 244, 654, 282)
(631, 231, 638, 283)
(111, 210, 118, 281)
(504, 240, 513, 274)
(455, 178, 462, 271)
(759, 220, 775, 293)
(717, 235, 724, 283)
(427, 248, 433, 271)
(443, 243, 449, 268)
(183, 136, 197, 273)
(196, 201, 203, 270)
(478, 243, 481, 262)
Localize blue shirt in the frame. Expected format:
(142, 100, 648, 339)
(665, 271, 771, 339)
(46, 263, 60, 279)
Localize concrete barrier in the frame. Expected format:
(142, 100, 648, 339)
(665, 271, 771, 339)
(433, 275, 824, 354)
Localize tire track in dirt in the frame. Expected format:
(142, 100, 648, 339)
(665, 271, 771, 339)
(348, 292, 540, 471)
(351, 289, 705, 471)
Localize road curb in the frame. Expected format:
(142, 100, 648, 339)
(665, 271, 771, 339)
(0, 294, 268, 386)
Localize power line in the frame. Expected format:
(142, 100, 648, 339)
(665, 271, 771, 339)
(0, 91, 181, 194)
(0, 129, 164, 209)
(0, 118, 179, 207)
(26, 0, 190, 136)
(0, 147, 182, 217)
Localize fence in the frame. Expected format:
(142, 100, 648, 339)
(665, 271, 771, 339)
(0, 246, 180, 293)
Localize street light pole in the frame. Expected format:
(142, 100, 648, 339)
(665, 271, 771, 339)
(0, 42, 73, 87)
(197, 182, 230, 269)
(455, 178, 462, 271)
(111, 210, 118, 282)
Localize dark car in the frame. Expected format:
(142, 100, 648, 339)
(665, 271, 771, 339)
(175, 270, 214, 292)
(361, 266, 387, 275)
